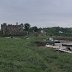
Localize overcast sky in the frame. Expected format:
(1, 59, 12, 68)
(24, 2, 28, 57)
(0, 0, 72, 27)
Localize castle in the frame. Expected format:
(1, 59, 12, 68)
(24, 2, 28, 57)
(1, 23, 24, 36)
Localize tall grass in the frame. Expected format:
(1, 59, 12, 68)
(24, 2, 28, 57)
(0, 37, 72, 72)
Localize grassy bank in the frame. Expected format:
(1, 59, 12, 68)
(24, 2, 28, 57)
(0, 37, 72, 72)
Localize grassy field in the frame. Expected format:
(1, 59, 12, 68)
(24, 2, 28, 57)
(0, 36, 72, 72)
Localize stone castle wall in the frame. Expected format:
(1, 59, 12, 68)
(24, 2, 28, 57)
(1, 24, 24, 36)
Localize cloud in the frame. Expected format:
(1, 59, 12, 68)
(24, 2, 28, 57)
(0, 0, 72, 27)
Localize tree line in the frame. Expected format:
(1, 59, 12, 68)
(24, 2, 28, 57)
(1, 23, 72, 37)
(0, 23, 39, 36)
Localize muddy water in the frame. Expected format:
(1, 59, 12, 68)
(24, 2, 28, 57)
(55, 40, 72, 49)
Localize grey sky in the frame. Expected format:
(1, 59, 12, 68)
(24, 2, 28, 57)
(0, 0, 72, 27)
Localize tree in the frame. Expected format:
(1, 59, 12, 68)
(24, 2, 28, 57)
(31, 26, 39, 36)
(32, 26, 38, 32)
(24, 23, 30, 35)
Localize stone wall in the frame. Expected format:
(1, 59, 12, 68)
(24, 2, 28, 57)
(1, 24, 24, 36)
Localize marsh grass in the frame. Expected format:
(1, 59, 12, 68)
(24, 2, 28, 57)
(0, 37, 72, 72)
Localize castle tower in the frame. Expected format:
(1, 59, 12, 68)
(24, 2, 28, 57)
(1, 23, 7, 35)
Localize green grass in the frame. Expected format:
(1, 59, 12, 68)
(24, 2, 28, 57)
(0, 37, 72, 72)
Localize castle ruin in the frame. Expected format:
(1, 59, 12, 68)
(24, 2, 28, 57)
(1, 23, 24, 36)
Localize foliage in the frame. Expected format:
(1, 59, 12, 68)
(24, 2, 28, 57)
(43, 27, 72, 36)
(1, 22, 72, 37)
(24, 23, 30, 31)
(31, 26, 38, 32)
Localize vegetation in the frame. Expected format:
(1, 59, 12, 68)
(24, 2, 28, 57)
(0, 36, 72, 72)
(0, 22, 72, 71)
(1, 22, 72, 37)
(43, 27, 72, 36)
(24, 23, 30, 35)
